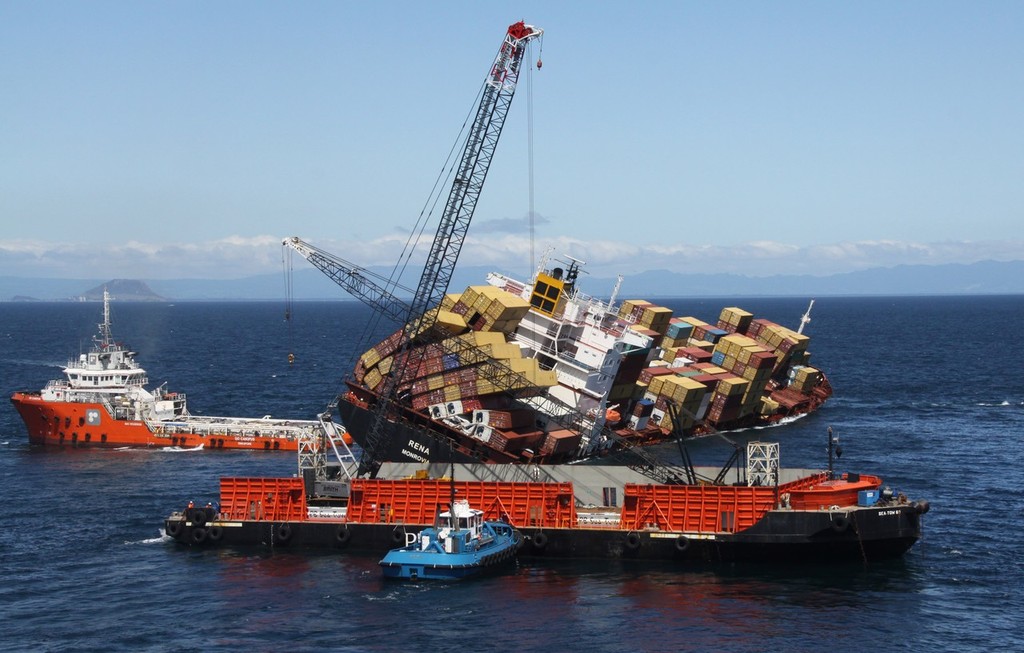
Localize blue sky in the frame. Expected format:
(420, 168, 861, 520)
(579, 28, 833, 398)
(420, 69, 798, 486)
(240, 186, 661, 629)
(2, 1, 1022, 282)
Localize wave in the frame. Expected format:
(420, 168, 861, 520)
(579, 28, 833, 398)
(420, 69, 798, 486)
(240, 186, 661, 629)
(160, 444, 206, 453)
(975, 400, 1021, 408)
(125, 530, 172, 546)
(6, 359, 66, 369)
(716, 413, 808, 436)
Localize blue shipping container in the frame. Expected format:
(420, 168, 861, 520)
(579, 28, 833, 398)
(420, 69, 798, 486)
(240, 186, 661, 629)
(858, 490, 880, 507)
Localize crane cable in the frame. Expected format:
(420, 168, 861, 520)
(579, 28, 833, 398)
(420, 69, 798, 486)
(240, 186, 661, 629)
(352, 83, 485, 355)
(282, 245, 295, 364)
(527, 39, 537, 276)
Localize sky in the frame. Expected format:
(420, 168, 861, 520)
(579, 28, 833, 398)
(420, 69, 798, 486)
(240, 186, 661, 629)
(2, 1, 1023, 283)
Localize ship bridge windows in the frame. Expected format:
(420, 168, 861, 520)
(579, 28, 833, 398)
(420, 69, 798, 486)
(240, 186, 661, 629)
(531, 274, 564, 316)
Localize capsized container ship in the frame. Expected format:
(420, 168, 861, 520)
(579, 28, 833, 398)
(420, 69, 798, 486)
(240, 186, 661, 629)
(163, 441, 927, 563)
(337, 257, 832, 465)
(10, 291, 318, 451)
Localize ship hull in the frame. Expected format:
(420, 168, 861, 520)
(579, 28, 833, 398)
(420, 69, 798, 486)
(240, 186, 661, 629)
(163, 504, 922, 563)
(336, 382, 829, 466)
(10, 392, 298, 451)
(336, 391, 494, 464)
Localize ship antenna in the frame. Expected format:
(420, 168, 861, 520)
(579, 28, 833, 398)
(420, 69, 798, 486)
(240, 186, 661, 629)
(99, 288, 113, 347)
(797, 299, 814, 335)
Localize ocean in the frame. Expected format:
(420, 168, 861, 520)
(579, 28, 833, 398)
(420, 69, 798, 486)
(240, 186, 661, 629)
(1, 296, 1022, 652)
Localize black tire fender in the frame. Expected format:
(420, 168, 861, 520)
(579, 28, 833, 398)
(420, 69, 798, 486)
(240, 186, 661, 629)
(391, 528, 406, 545)
(625, 532, 642, 550)
(190, 528, 208, 545)
(165, 520, 184, 538)
(335, 525, 351, 545)
(207, 525, 223, 543)
(831, 514, 850, 533)
(274, 523, 293, 544)
(674, 535, 690, 553)
(532, 532, 548, 549)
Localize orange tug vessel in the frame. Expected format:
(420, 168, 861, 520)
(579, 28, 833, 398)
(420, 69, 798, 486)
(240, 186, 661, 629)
(10, 291, 318, 452)
(165, 439, 928, 563)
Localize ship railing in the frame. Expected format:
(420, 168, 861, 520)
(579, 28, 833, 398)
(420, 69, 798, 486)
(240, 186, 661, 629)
(146, 416, 322, 440)
(319, 414, 360, 480)
(556, 350, 598, 373)
(96, 394, 122, 418)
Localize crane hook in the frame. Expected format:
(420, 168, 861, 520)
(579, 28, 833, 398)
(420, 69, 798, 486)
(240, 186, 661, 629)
(536, 58, 542, 69)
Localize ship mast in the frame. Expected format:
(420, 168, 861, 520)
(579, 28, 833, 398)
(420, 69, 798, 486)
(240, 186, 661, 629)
(98, 288, 114, 347)
(797, 299, 814, 335)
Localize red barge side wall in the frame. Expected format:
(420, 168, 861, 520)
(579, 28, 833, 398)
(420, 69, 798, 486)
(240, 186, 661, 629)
(217, 472, 882, 534)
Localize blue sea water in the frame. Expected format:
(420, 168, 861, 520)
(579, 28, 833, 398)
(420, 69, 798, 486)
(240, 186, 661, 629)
(1, 296, 1023, 652)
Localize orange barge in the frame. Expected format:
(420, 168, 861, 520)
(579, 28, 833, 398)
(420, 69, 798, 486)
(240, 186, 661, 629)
(165, 457, 927, 563)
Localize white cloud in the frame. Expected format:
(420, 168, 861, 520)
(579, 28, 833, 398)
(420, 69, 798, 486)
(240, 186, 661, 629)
(2, 235, 1023, 281)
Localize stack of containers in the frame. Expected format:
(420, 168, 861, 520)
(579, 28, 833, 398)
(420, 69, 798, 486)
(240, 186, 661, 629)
(637, 304, 673, 336)
(674, 317, 714, 351)
(717, 307, 753, 334)
(663, 318, 694, 346)
(677, 346, 713, 364)
(450, 286, 531, 334)
(617, 299, 652, 323)
(706, 375, 749, 425)
(709, 333, 779, 417)
(627, 323, 662, 346)
(607, 343, 652, 402)
(629, 398, 655, 430)
(645, 373, 707, 431)
(619, 300, 672, 347)
(747, 319, 810, 371)
(787, 365, 822, 392)
(356, 291, 556, 414)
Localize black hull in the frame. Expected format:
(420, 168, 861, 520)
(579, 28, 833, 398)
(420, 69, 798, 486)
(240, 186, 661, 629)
(164, 503, 922, 564)
(337, 394, 504, 465)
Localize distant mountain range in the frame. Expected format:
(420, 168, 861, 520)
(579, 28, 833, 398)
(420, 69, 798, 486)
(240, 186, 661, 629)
(3, 259, 1023, 301)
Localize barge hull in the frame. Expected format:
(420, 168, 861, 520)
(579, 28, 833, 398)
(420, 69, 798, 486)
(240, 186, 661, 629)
(164, 503, 922, 563)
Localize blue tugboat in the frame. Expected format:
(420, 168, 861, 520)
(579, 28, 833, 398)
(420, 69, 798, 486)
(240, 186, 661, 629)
(379, 499, 523, 580)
